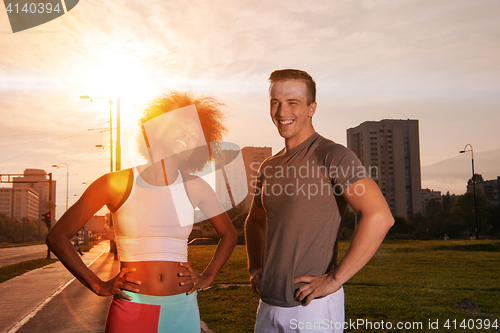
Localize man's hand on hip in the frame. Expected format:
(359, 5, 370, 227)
(294, 274, 341, 306)
(250, 268, 262, 296)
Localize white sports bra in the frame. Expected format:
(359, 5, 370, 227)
(111, 167, 194, 262)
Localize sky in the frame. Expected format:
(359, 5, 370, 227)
(0, 0, 499, 218)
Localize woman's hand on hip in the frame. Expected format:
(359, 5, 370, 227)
(97, 267, 142, 300)
(178, 262, 213, 295)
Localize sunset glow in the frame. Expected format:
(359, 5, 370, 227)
(0, 0, 499, 214)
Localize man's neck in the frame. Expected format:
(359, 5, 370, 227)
(284, 128, 316, 151)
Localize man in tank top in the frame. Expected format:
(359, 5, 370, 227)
(245, 69, 394, 333)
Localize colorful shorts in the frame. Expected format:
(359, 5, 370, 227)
(104, 290, 200, 333)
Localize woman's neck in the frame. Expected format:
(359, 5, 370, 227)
(137, 159, 180, 186)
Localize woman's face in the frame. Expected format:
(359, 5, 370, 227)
(163, 117, 202, 155)
(142, 105, 206, 164)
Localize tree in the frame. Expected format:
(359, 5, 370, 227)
(467, 174, 485, 194)
(489, 204, 500, 237)
(468, 173, 484, 185)
(425, 199, 442, 221)
(443, 212, 467, 239)
(387, 216, 416, 236)
(231, 210, 249, 245)
(409, 212, 429, 235)
(442, 191, 453, 212)
(432, 210, 450, 238)
(338, 210, 356, 240)
(450, 192, 491, 237)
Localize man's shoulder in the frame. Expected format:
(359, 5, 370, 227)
(313, 134, 352, 156)
(258, 149, 284, 168)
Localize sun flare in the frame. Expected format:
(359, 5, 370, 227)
(81, 52, 164, 128)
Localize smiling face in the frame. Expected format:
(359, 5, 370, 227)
(269, 79, 317, 150)
(142, 104, 206, 166)
(165, 117, 202, 154)
(157, 116, 203, 163)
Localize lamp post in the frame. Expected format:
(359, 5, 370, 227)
(82, 180, 94, 186)
(80, 92, 121, 259)
(116, 95, 121, 171)
(459, 144, 478, 240)
(80, 92, 121, 172)
(52, 162, 69, 211)
(80, 93, 114, 172)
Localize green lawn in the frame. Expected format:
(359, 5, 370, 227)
(189, 240, 500, 332)
(0, 241, 46, 248)
(0, 258, 58, 283)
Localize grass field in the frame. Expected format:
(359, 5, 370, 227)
(0, 242, 93, 283)
(0, 241, 46, 249)
(0, 258, 58, 283)
(188, 240, 500, 332)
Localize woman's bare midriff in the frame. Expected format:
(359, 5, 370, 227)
(121, 261, 191, 296)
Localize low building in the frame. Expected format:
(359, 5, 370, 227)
(83, 215, 107, 243)
(468, 176, 500, 206)
(421, 188, 442, 215)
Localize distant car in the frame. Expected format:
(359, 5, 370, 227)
(188, 238, 216, 245)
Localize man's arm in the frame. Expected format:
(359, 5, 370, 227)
(245, 199, 267, 295)
(294, 178, 394, 305)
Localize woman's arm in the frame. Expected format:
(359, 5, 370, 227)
(46, 170, 140, 299)
(179, 177, 237, 294)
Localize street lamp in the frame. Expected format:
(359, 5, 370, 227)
(80, 93, 114, 172)
(80, 92, 121, 260)
(82, 180, 94, 186)
(459, 144, 478, 240)
(80, 92, 121, 172)
(52, 162, 69, 211)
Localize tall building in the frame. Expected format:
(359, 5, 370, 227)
(347, 119, 422, 219)
(215, 146, 272, 211)
(13, 169, 56, 226)
(215, 149, 248, 210)
(0, 188, 12, 217)
(241, 146, 272, 210)
(0, 187, 40, 220)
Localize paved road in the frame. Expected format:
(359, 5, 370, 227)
(0, 242, 110, 333)
(0, 244, 49, 267)
(16, 251, 118, 333)
(0, 241, 212, 333)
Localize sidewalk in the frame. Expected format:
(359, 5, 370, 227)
(0, 241, 214, 333)
(0, 241, 110, 333)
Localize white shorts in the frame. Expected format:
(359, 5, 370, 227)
(255, 286, 344, 333)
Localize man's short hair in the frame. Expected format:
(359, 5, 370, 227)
(269, 69, 316, 105)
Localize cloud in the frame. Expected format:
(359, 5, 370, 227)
(0, 0, 499, 212)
